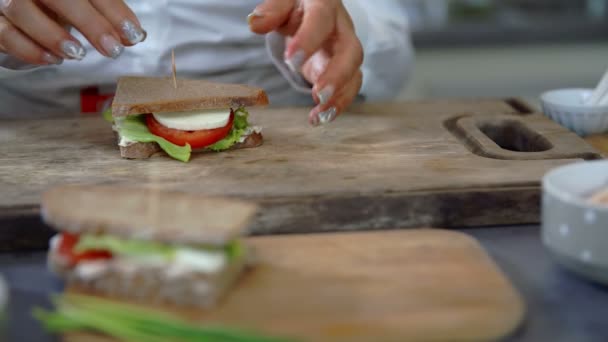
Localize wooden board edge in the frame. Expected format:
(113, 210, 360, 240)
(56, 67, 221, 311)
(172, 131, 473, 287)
(0, 185, 542, 252)
(250, 185, 542, 235)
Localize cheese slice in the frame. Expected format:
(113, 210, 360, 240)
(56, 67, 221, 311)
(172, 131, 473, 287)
(153, 108, 231, 131)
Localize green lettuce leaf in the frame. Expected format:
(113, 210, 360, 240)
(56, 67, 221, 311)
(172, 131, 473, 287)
(102, 108, 113, 123)
(74, 235, 243, 261)
(207, 107, 250, 152)
(118, 116, 192, 162)
(225, 239, 244, 261)
(74, 235, 175, 259)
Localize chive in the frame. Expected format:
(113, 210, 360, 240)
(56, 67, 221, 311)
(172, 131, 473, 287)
(33, 308, 86, 331)
(61, 307, 159, 342)
(34, 293, 297, 342)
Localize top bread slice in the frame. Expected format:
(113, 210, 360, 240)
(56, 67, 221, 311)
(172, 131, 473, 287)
(111, 76, 269, 117)
(41, 185, 258, 246)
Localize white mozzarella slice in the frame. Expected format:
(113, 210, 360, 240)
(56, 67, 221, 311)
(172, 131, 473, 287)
(152, 108, 231, 131)
(172, 248, 227, 274)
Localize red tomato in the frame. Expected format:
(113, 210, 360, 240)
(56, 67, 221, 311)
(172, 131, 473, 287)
(145, 111, 234, 149)
(58, 233, 112, 266)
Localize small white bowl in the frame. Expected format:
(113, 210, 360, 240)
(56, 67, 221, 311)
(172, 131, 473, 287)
(540, 88, 608, 137)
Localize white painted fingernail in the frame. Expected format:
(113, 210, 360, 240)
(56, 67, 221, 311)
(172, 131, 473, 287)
(121, 20, 146, 44)
(100, 34, 124, 59)
(285, 49, 305, 74)
(61, 40, 86, 60)
(42, 52, 62, 65)
(317, 85, 335, 105)
(318, 107, 337, 125)
(247, 10, 263, 25)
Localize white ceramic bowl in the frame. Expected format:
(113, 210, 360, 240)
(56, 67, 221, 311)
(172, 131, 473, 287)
(0, 275, 6, 332)
(542, 160, 608, 284)
(540, 88, 608, 137)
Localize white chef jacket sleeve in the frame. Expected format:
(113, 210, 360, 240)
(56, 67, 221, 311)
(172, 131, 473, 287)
(265, 0, 414, 101)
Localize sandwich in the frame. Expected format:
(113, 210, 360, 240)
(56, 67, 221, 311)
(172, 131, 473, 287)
(109, 76, 269, 162)
(42, 184, 258, 309)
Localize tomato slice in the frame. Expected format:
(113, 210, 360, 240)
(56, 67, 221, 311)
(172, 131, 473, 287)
(58, 233, 112, 267)
(145, 111, 234, 149)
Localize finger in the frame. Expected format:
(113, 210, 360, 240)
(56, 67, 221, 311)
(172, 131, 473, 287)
(0, 16, 62, 65)
(309, 70, 362, 127)
(300, 49, 330, 95)
(90, 0, 146, 46)
(1, 0, 86, 60)
(247, 0, 296, 34)
(39, 0, 124, 58)
(275, 6, 304, 37)
(284, 0, 338, 71)
(311, 15, 363, 108)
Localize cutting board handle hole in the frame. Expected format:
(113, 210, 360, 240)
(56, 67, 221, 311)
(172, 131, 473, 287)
(478, 120, 553, 152)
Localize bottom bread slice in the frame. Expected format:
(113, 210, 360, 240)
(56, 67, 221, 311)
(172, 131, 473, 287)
(119, 132, 263, 159)
(49, 249, 249, 309)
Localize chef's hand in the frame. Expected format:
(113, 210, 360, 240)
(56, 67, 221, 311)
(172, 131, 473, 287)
(0, 0, 146, 65)
(248, 0, 363, 126)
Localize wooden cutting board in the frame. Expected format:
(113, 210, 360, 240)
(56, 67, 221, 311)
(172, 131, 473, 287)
(586, 134, 608, 155)
(66, 229, 525, 342)
(0, 99, 603, 247)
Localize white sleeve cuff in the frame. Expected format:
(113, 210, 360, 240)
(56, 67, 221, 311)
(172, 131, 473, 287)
(0, 54, 40, 78)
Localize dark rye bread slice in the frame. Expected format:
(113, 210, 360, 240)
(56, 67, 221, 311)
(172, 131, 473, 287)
(41, 185, 258, 246)
(111, 76, 269, 116)
(49, 248, 250, 309)
(119, 132, 263, 159)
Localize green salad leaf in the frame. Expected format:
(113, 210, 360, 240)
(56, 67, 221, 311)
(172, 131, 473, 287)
(207, 107, 251, 152)
(74, 235, 175, 259)
(34, 294, 295, 342)
(225, 240, 244, 261)
(74, 235, 243, 261)
(102, 108, 114, 123)
(118, 116, 192, 162)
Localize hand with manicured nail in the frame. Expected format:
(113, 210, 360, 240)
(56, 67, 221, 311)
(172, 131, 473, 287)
(0, 0, 146, 66)
(248, 0, 364, 126)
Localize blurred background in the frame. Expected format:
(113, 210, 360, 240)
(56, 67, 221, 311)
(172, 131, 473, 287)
(397, 0, 608, 108)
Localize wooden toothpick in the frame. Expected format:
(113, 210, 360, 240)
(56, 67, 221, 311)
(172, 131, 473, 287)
(171, 49, 177, 89)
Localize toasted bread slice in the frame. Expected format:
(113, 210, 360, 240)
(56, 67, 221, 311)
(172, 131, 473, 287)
(41, 185, 258, 246)
(49, 248, 250, 309)
(119, 132, 263, 159)
(111, 76, 269, 117)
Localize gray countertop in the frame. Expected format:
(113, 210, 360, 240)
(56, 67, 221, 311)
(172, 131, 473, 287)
(2, 225, 608, 342)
